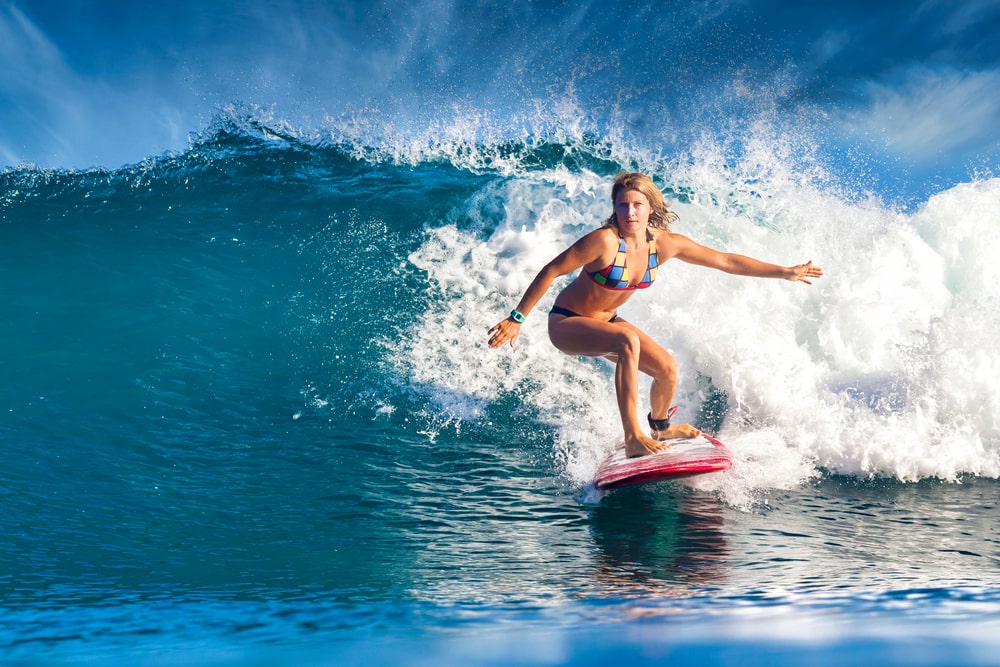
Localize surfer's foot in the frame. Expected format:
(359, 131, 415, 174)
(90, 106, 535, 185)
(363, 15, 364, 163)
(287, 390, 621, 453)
(624, 433, 669, 458)
(651, 422, 701, 441)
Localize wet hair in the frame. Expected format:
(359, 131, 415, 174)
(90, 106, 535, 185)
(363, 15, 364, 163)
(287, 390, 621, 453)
(603, 172, 679, 231)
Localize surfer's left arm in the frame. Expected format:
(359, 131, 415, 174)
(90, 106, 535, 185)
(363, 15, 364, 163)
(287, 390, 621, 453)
(668, 234, 822, 285)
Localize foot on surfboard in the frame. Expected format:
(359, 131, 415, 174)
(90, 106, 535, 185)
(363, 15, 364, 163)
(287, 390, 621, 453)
(648, 408, 701, 441)
(624, 433, 669, 458)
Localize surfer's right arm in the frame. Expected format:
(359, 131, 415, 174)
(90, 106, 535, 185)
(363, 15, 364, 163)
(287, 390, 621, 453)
(487, 232, 604, 348)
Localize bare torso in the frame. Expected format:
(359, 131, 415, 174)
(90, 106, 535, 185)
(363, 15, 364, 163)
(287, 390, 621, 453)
(552, 226, 666, 319)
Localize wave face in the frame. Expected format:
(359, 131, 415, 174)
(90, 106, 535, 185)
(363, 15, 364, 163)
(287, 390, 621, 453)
(3, 119, 999, 500)
(3, 121, 1000, 661)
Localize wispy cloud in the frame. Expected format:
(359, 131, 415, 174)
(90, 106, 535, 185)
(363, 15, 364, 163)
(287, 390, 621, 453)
(0, 3, 196, 168)
(844, 65, 1000, 164)
(0, 4, 76, 164)
(0, 3, 62, 74)
(916, 0, 1000, 34)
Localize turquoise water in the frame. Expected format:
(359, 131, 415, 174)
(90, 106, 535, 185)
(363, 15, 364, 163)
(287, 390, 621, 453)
(3, 130, 1000, 664)
(4, 1, 1000, 664)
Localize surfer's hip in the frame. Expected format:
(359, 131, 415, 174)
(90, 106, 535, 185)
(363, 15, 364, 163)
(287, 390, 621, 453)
(548, 305, 621, 322)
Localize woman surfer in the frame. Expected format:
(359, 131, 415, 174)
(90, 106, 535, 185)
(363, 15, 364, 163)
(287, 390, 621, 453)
(487, 172, 822, 458)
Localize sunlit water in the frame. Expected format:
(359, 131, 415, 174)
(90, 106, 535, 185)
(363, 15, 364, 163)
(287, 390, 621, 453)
(2, 124, 999, 664)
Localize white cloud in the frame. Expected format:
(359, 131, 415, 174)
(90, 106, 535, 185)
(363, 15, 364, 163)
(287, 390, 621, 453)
(0, 3, 63, 74)
(0, 3, 195, 168)
(916, 0, 1000, 34)
(847, 66, 1000, 163)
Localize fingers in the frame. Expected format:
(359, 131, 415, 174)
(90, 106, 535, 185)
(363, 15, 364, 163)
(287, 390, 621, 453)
(488, 328, 503, 348)
(792, 260, 822, 284)
(488, 320, 518, 348)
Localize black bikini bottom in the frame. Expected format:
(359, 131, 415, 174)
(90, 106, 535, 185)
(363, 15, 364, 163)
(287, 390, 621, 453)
(549, 306, 620, 322)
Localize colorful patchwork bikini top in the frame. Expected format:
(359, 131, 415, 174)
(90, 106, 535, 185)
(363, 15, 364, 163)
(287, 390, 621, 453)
(587, 232, 658, 290)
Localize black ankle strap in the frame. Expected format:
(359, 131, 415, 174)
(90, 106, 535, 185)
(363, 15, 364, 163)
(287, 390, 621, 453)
(648, 412, 671, 431)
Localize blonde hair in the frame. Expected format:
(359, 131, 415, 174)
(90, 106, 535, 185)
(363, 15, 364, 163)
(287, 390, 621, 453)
(603, 172, 679, 231)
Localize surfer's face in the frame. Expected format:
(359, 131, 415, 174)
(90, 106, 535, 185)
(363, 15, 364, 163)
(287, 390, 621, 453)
(614, 189, 651, 233)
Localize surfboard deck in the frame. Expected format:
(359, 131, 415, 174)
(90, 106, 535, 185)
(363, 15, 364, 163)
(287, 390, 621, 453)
(594, 433, 732, 490)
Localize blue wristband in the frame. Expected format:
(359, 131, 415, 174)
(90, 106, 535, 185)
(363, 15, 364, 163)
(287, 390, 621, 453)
(510, 309, 526, 323)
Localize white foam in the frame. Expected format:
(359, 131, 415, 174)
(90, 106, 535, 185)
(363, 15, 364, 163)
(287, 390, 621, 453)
(395, 137, 1000, 498)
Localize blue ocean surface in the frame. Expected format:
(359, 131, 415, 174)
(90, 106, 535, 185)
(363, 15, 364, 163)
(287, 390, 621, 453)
(3, 1, 1000, 665)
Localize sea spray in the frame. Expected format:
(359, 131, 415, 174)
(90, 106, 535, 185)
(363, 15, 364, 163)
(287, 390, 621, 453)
(395, 130, 1000, 492)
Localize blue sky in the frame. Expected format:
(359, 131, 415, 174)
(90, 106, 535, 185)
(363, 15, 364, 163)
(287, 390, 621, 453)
(2, 0, 998, 197)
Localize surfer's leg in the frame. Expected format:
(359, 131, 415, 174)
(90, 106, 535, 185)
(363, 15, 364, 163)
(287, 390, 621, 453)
(610, 320, 700, 441)
(548, 315, 667, 457)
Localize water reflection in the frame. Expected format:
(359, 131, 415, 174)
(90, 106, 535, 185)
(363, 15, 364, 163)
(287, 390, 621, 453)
(589, 485, 731, 594)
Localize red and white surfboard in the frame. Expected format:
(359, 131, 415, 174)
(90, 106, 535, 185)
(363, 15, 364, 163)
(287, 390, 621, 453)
(594, 433, 732, 490)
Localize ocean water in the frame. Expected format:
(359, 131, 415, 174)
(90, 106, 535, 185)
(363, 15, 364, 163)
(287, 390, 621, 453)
(3, 1, 1000, 665)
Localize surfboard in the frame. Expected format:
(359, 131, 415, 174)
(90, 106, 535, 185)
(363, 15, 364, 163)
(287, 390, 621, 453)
(594, 434, 732, 490)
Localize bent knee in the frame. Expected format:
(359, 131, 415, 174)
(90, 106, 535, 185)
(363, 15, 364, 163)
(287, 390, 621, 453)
(647, 351, 679, 380)
(613, 330, 642, 357)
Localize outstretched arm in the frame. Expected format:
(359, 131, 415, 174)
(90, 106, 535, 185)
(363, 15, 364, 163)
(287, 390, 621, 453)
(670, 234, 823, 284)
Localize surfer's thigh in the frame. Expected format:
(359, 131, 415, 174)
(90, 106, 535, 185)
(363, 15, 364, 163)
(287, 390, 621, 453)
(547, 315, 637, 357)
(610, 319, 677, 378)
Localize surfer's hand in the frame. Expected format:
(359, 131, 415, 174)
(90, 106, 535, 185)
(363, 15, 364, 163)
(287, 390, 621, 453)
(488, 318, 520, 348)
(787, 260, 823, 285)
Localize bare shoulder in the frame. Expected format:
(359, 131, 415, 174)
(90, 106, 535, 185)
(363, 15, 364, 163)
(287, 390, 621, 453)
(570, 226, 618, 253)
(581, 225, 618, 243)
(548, 226, 619, 273)
(651, 230, 697, 259)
